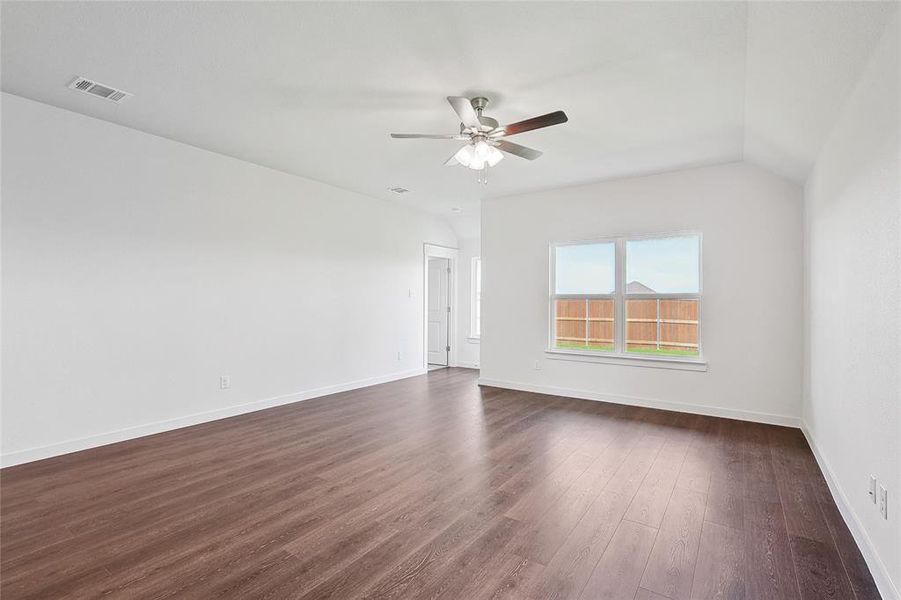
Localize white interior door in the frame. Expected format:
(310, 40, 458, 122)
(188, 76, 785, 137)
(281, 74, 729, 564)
(427, 257, 449, 366)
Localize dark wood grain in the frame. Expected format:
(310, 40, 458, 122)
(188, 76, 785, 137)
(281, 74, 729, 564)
(640, 488, 708, 600)
(624, 435, 691, 528)
(706, 476, 745, 531)
(635, 588, 671, 600)
(690, 521, 745, 599)
(476, 553, 545, 600)
(579, 519, 658, 600)
(743, 499, 801, 600)
(535, 489, 634, 599)
(791, 535, 856, 600)
(811, 473, 882, 600)
(0, 368, 878, 599)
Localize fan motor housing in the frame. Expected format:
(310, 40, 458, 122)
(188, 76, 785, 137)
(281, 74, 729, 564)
(470, 96, 489, 111)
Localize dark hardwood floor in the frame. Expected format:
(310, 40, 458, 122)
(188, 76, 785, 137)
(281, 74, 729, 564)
(1, 368, 880, 599)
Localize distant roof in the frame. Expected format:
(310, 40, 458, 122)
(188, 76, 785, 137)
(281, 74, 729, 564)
(626, 280, 656, 293)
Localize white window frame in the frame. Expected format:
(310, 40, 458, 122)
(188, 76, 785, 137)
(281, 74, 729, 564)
(546, 231, 706, 371)
(470, 257, 481, 339)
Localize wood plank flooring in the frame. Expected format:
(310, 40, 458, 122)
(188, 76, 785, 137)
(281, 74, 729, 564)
(0, 368, 880, 599)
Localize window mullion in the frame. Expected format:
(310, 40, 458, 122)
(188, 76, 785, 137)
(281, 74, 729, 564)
(615, 238, 625, 353)
(656, 298, 661, 350)
(550, 234, 701, 360)
(584, 298, 589, 348)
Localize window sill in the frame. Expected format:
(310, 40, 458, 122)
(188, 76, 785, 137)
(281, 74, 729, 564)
(545, 348, 707, 371)
(467, 336, 481, 344)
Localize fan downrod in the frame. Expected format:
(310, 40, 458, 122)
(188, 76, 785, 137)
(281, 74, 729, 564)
(470, 96, 489, 114)
(469, 97, 498, 131)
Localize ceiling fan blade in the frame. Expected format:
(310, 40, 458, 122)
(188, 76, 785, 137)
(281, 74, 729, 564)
(390, 133, 466, 139)
(447, 96, 480, 129)
(491, 111, 568, 138)
(443, 147, 465, 166)
(495, 140, 543, 160)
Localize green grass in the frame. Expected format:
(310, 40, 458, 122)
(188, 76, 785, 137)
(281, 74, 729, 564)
(626, 346, 699, 357)
(554, 342, 698, 357)
(554, 342, 614, 352)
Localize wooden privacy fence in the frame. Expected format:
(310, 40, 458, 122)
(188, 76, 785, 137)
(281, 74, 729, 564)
(554, 298, 699, 351)
(556, 299, 615, 348)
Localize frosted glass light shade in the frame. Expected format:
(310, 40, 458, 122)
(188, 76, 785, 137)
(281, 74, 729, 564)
(453, 145, 474, 167)
(486, 146, 503, 167)
(454, 142, 504, 170)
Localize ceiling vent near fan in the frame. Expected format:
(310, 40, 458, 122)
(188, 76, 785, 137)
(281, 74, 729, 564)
(388, 187, 410, 194)
(67, 77, 132, 103)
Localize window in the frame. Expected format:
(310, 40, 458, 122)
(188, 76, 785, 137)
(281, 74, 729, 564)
(470, 257, 482, 338)
(552, 242, 615, 352)
(550, 233, 701, 361)
(625, 236, 700, 357)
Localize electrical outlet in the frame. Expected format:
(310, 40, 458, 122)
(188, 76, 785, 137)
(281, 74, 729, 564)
(870, 475, 878, 503)
(397, 351, 402, 361)
(533, 359, 541, 370)
(879, 485, 888, 520)
(219, 375, 231, 390)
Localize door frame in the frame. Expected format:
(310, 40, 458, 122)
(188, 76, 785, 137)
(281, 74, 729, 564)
(423, 243, 458, 369)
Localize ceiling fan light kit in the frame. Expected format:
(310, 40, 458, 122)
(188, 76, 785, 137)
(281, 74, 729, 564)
(454, 140, 503, 170)
(390, 96, 567, 185)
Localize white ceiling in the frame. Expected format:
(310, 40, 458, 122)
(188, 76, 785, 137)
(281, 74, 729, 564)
(2, 2, 896, 237)
(744, 1, 897, 182)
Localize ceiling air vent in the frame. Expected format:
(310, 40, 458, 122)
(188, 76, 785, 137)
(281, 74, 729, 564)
(67, 77, 132, 103)
(388, 187, 410, 194)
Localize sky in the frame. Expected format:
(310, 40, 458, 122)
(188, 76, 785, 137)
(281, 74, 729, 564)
(555, 242, 615, 294)
(555, 235, 699, 294)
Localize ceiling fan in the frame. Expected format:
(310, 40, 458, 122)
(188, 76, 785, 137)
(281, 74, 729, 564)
(390, 96, 568, 184)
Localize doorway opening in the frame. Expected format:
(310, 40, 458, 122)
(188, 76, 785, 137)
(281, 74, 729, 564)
(427, 257, 450, 367)
(423, 244, 457, 370)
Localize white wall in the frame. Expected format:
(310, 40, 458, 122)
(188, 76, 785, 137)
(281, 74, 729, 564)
(455, 236, 481, 369)
(0, 93, 456, 466)
(803, 14, 900, 598)
(480, 162, 803, 425)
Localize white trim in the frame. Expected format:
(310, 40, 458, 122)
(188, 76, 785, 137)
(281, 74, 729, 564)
(476, 377, 799, 427)
(423, 243, 459, 368)
(545, 348, 708, 371)
(801, 422, 900, 600)
(456, 360, 480, 369)
(466, 336, 481, 344)
(1, 368, 427, 469)
(423, 243, 458, 259)
(470, 256, 481, 338)
(549, 232, 703, 362)
(615, 237, 625, 353)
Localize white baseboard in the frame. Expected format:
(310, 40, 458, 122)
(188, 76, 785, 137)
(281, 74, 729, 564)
(476, 377, 800, 428)
(801, 422, 899, 600)
(0, 368, 427, 469)
(455, 361, 480, 369)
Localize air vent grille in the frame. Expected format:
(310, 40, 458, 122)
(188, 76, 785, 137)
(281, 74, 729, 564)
(388, 187, 410, 194)
(67, 77, 132, 103)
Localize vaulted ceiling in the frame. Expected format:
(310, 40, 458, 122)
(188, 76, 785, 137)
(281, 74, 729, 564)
(2, 1, 896, 237)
